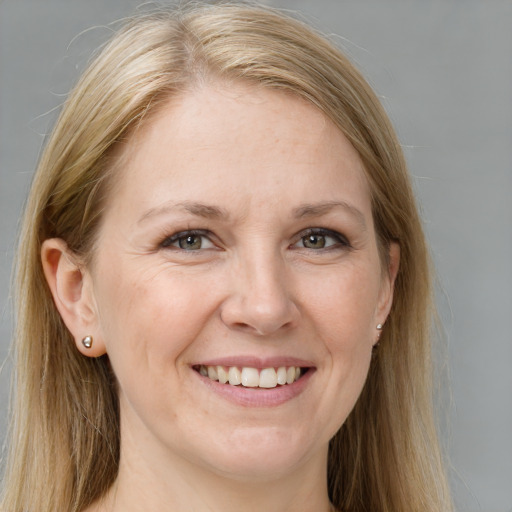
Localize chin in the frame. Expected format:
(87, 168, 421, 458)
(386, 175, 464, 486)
(193, 426, 323, 482)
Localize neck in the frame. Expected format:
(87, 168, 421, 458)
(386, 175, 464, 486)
(92, 430, 332, 512)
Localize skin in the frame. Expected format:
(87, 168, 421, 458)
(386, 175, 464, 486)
(42, 81, 399, 512)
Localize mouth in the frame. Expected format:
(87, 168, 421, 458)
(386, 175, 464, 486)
(192, 364, 310, 389)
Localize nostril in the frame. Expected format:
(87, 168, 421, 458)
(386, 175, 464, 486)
(218, 276, 300, 335)
(237, 321, 294, 337)
(221, 306, 298, 336)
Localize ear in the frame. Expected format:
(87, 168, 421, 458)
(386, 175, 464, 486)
(41, 238, 106, 357)
(375, 242, 400, 325)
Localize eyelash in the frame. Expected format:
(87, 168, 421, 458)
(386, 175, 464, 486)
(294, 228, 351, 251)
(159, 228, 351, 252)
(160, 229, 214, 250)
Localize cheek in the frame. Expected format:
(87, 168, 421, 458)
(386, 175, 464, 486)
(93, 263, 219, 382)
(305, 263, 381, 348)
(292, 266, 379, 438)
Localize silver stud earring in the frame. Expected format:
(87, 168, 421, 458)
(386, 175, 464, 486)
(373, 324, 384, 350)
(81, 335, 93, 349)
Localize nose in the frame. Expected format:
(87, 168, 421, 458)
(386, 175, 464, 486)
(220, 249, 300, 336)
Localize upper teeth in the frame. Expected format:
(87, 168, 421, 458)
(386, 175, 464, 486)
(198, 365, 302, 388)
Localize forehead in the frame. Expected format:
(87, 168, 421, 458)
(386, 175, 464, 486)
(107, 81, 371, 222)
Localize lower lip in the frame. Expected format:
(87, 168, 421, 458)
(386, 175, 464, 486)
(194, 368, 314, 407)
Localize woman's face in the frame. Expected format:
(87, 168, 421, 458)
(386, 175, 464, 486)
(85, 81, 397, 481)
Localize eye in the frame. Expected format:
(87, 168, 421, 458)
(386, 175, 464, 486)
(294, 228, 350, 250)
(161, 230, 215, 251)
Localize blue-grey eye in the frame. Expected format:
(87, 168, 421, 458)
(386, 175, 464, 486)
(178, 234, 203, 250)
(297, 229, 347, 250)
(302, 234, 327, 249)
(161, 231, 215, 250)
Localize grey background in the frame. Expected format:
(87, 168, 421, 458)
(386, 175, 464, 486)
(1, 1, 511, 511)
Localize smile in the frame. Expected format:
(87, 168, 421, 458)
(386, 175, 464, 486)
(194, 365, 304, 389)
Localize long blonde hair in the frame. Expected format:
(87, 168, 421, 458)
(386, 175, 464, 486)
(2, 2, 452, 511)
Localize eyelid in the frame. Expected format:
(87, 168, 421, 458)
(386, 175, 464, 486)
(293, 227, 351, 249)
(158, 227, 350, 251)
(160, 229, 216, 249)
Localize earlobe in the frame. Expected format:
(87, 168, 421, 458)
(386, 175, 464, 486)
(41, 238, 106, 357)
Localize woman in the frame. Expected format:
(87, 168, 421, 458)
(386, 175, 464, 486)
(2, 2, 452, 511)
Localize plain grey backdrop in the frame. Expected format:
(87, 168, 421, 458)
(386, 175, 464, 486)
(1, 1, 511, 511)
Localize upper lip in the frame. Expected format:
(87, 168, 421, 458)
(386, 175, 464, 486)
(193, 356, 314, 369)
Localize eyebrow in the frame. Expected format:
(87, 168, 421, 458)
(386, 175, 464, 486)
(138, 199, 367, 228)
(138, 201, 229, 224)
(293, 201, 367, 229)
